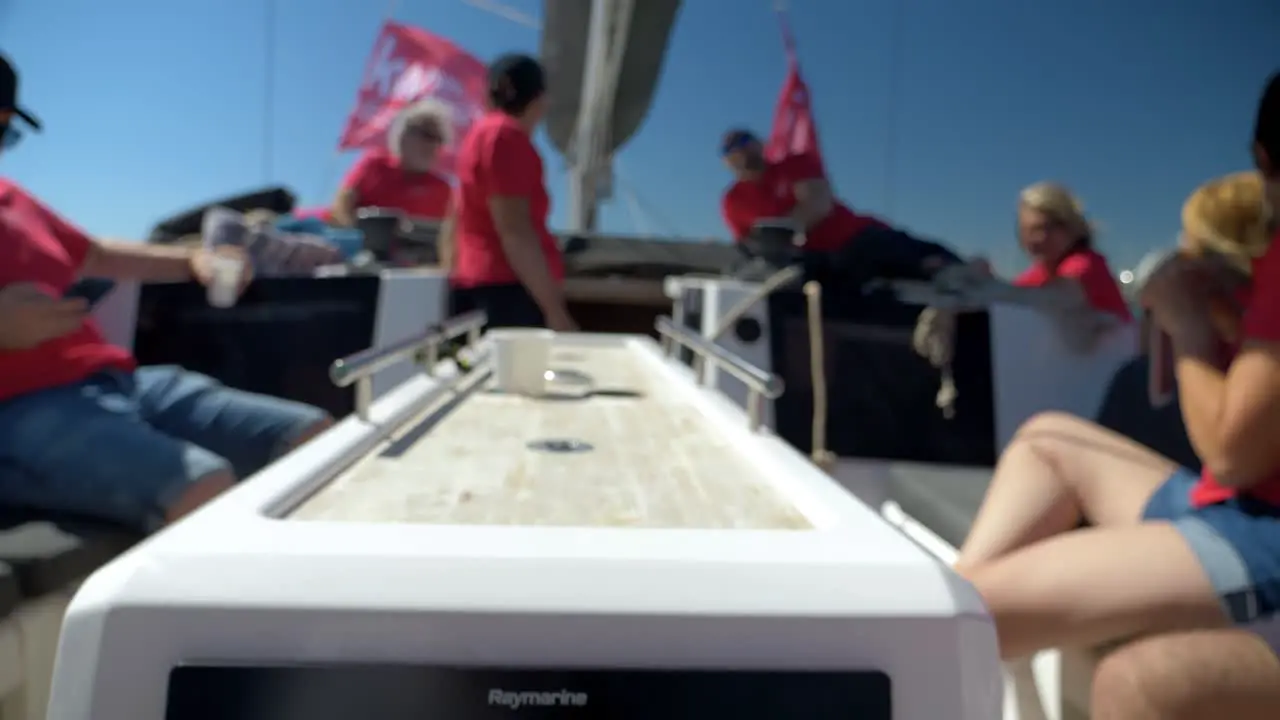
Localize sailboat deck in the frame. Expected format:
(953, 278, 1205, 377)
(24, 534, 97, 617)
(291, 341, 809, 529)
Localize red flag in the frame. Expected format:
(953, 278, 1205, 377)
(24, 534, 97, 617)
(764, 12, 823, 168)
(337, 22, 489, 177)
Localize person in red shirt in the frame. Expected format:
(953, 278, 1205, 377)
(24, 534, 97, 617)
(0, 53, 331, 532)
(449, 54, 574, 331)
(330, 98, 453, 227)
(720, 129, 882, 252)
(718, 129, 965, 287)
(934, 72, 1280, 665)
(1010, 181, 1133, 321)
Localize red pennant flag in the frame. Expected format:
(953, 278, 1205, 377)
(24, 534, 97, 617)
(764, 12, 824, 169)
(337, 21, 489, 177)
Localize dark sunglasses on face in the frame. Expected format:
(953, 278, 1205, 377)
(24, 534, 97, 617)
(720, 133, 755, 157)
(408, 127, 443, 144)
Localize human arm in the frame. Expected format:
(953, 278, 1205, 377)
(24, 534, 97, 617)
(23, 194, 197, 282)
(0, 283, 89, 350)
(720, 192, 752, 241)
(1152, 255, 1280, 486)
(330, 188, 360, 228)
(485, 129, 573, 329)
(437, 198, 456, 271)
(329, 153, 377, 227)
(81, 240, 198, 282)
(785, 153, 835, 229)
(489, 196, 572, 329)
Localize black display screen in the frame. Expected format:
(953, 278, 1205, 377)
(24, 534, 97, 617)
(166, 665, 891, 719)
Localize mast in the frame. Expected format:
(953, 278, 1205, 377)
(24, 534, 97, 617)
(566, 0, 633, 233)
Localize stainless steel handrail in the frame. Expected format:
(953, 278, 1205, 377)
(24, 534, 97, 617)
(654, 316, 784, 431)
(330, 310, 487, 421)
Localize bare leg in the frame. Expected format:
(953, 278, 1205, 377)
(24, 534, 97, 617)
(956, 412, 1177, 571)
(164, 417, 332, 525)
(1092, 629, 1280, 719)
(966, 522, 1228, 658)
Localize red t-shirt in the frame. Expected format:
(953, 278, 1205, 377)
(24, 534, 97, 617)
(1013, 249, 1133, 321)
(1190, 234, 1280, 508)
(721, 153, 882, 252)
(451, 112, 564, 288)
(0, 180, 135, 402)
(340, 150, 451, 220)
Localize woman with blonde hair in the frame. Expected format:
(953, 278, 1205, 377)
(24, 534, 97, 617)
(1176, 171, 1273, 343)
(1085, 73, 1280, 720)
(950, 161, 1280, 660)
(1010, 181, 1132, 320)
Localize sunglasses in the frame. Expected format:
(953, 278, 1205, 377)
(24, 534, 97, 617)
(720, 133, 755, 157)
(407, 127, 444, 144)
(0, 123, 20, 150)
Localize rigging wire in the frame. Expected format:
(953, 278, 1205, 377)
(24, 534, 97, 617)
(462, 0, 540, 29)
(262, 0, 277, 184)
(313, 0, 405, 203)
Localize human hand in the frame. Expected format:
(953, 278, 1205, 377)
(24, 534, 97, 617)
(0, 283, 89, 350)
(189, 245, 254, 297)
(1140, 254, 1220, 337)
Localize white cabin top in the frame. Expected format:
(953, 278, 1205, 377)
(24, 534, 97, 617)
(68, 333, 981, 622)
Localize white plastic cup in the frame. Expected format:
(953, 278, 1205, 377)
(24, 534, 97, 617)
(206, 254, 246, 309)
(489, 328, 554, 396)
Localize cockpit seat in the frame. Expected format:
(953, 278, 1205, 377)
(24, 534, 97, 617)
(0, 512, 138, 599)
(0, 509, 138, 718)
(884, 463, 992, 550)
(883, 352, 1207, 719)
(886, 353, 1197, 551)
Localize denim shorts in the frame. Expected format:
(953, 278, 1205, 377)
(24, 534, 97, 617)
(1144, 468, 1280, 624)
(0, 366, 328, 531)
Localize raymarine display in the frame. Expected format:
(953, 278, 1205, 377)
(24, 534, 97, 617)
(165, 665, 891, 719)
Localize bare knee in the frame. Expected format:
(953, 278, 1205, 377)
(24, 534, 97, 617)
(164, 470, 236, 525)
(1010, 410, 1093, 447)
(1091, 631, 1280, 720)
(1092, 643, 1167, 720)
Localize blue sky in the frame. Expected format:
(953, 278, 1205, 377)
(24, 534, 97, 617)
(1, 0, 1275, 274)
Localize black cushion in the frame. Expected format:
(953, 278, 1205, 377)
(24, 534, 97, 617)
(132, 276, 381, 419)
(885, 463, 993, 549)
(0, 513, 138, 599)
(1096, 355, 1201, 471)
(0, 563, 18, 619)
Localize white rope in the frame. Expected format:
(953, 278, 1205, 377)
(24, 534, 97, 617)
(685, 261, 833, 471)
(909, 262, 1122, 417)
(804, 280, 835, 472)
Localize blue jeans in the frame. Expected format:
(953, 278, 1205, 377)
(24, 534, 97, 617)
(1144, 468, 1280, 624)
(0, 366, 328, 531)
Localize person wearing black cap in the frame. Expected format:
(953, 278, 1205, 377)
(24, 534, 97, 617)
(0, 53, 332, 531)
(719, 128, 883, 253)
(720, 128, 960, 286)
(0, 53, 41, 147)
(449, 53, 576, 331)
(1087, 70, 1280, 720)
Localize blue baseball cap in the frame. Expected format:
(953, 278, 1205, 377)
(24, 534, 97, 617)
(720, 129, 758, 156)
